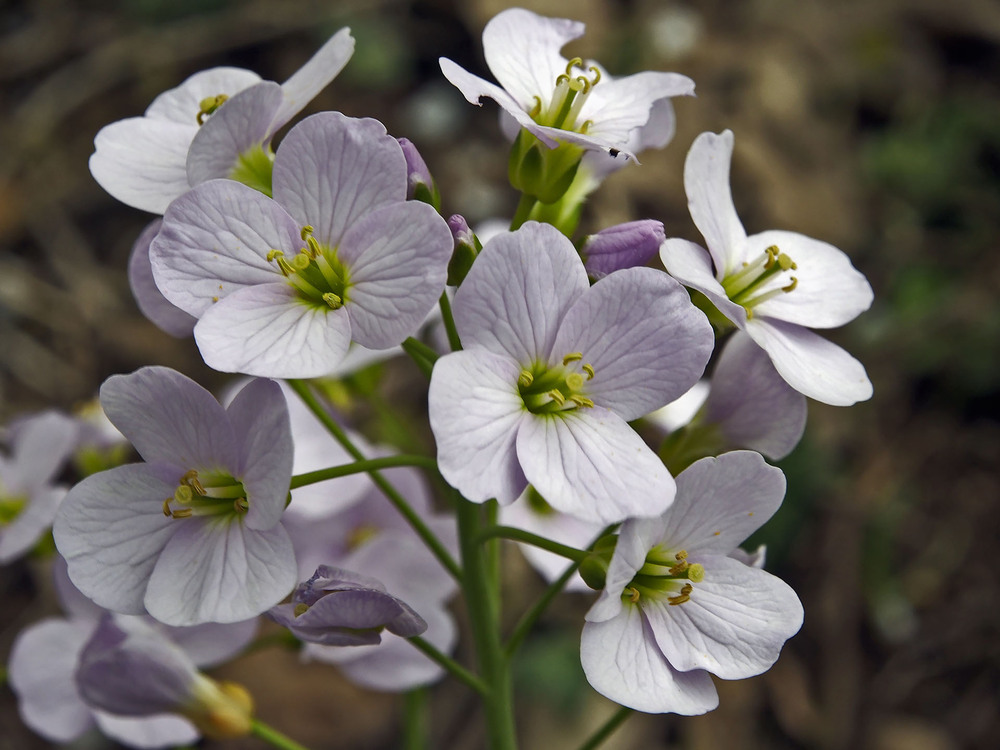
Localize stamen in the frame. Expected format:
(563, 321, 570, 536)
(562, 352, 583, 365)
(588, 65, 602, 85)
(171, 508, 193, 519)
(162, 499, 172, 517)
(300, 225, 315, 241)
(626, 586, 640, 603)
(547, 389, 566, 406)
(667, 583, 693, 606)
(322, 292, 343, 309)
(782, 277, 798, 292)
(196, 94, 229, 125)
(564, 57, 584, 76)
(293, 603, 309, 617)
(267, 249, 284, 262)
(529, 96, 542, 118)
(582, 363, 595, 380)
(518, 370, 534, 388)
(569, 395, 594, 408)
(233, 497, 249, 513)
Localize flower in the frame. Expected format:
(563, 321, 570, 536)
(580, 451, 804, 714)
(580, 219, 665, 279)
(90, 28, 355, 214)
(149, 112, 453, 378)
(428, 221, 714, 524)
(0, 410, 77, 563)
(660, 130, 874, 406)
(268, 566, 426, 646)
(440, 8, 693, 162)
(127, 219, 197, 338)
(53, 366, 296, 625)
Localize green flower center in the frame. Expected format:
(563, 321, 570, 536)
(518, 352, 596, 414)
(196, 94, 229, 125)
(0, 492, 27, 526)
(162, 469, 248, 520)
(720, 244, 798, 319)
(268, 226, 351, 310)
(622, 547, 705, 607)
(531, 57, 601, 134)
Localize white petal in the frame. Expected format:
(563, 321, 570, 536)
(95, 712, 200, 750)
(644, 555, 803, 679)
(145, 67, 262, 124)
(127, 219, 197, 338)
(145, 518, 296, 625)
(274, 27, 355, 127)
(516, 407, 674, 524)
(582, 71, 694, 146)
(744, 317, 873, 406)
(580, 606, 718, 714)
(659, 238, 747, 326)
(428, 349, 528, 505)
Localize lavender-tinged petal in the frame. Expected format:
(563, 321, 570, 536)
(54, 463, 180, 615)
(684, 130, 749, 277)
(429, 349, 528, 506)
(744, 317, 873, 406)
(438, 59, 560, 149)
(580, 606, 719, 715)
(660, 452, 786, 555)
(481, 8, 585, 111)
(144, 519, 296, 626)
(645, 554, 803, 679)
(0, 485, 64, 563)
(554, 267, 714, 420)
(748, 230, 874, 328)
(398, 137, 435, 199)
(161, 619, 259, 668)
(454, 222, 588, 363)
(516, 407, 674, 525)
(193, 284, 352, 378)
(146, 67, 262, 124)
(226, 378, 293, 531)
(581, 72, 695, 146)
(89, 118, 196, 214)
(270, 602, 382, 646)
(339, 202, 451, 349)
(128, 219, 197, 338)
(186, 82, 283, 186)
(305, 565, 388, 596)
(581, 220, 664, 279)
(705, 333, 806, 459)
(94, 712, 199, 750)
(272, 589, 411, 646)
(646, 381, 710, 434)
(272, 112, 407, 246)
(342, 532, 457, 607)
(100, 366, 237, 469)
(53, 554, 106, 621)
(8, 618, 97, 742)
(12, 410, 79, 484)
(150, 180, 299, 316)
(273, 27, 355, 128)
(659, 238, 748, 326)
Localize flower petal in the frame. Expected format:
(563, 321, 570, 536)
(145, 67, 262, 124)
(100, 366, 237, 470)
(659, 238, 748, 326)
(339, 201, 451, 349)
(644, 555, 803, 679)
(580, 606, 718, 714)
(516, 407, 674, 524)
(128, 219, 197, 338)
(748, 230, 874, 328)
(54, 463, 179, 615)
(150, 179, 298, 317)
(553, 266, 714, 420)
(192, 284, 352, 378)
(144, 518, 296, 625)
(94, 712, 199, 750)
(684, 130, 749, 277)
(272, 112, 407, 246)
(0, 486, 64, 563)
(582, 71, 694, 146)
(89, 118, 196, 214)
(454, 222, 588, 363)
(274, 27, 355, 128)
(428, 349, 528, 505)
(744, 317, 873, 406)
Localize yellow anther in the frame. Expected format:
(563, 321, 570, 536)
(564, 57, 584, 76)
(562, 352, 583, 364)
(293, 603, 309, 617)
(300, 225, 315, 241)
(566, 372, 585, 391)
(171, 508, 193, 519)
(571, 76, 589, 93)
(555, 73, 571, 87)
(782, 276, 799, 292)
(570, 395, 594, 408)
(233, 497, 249, 513)
(322, 292, 343, 309)
(196, 94, 229, 125)
(305, 235, 322, 258)
(668, 583, 693, 606)
(763, 245, 780, 269)
(162, 499, 172, 517)
(580, 119, 593, 133)
(582, 363, 595, 380)
(675, 550, 688, 561)
(518, 370, 534, 388)
(588, 65, 602, 85)
(266, 249, 284, 262)
(529, 96, 542, 118)
(547, 389, 566, 406)
(626, 586, 641, 603)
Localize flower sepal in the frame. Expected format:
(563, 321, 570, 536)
(508, 130, 583, 204)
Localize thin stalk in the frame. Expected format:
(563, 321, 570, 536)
(509, 193, 538, 231)
(476, 526, 588, 563)
(504, 560, 580, 658)
(402, 336, 438, 378)
(485, 500, 502, 617)
(250, 719, 312, 750)
(403, 689, 427, 750)
(287, 380, 461, 582)
(290, 455, 437, 489)
(408, 636, 490, 695)
(576, 707, 633, 750)
(439, 292, 462, 351)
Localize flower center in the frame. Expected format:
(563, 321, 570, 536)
(622, 548, 705, 607)
(518, 352, 596, 414)
(720, 244, 798, 319)
(196, 94, 229, 125)
(531, 57, 601, 134)
(161, 469, 248, 520)
(268, 226, 351, 310)
(0, 492, 26, 526)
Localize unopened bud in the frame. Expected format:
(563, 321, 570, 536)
(447, 214, 480, 286)
(580, 220, 665, 279)
(398, 138, 439, 209)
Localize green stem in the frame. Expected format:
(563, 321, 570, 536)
(456, 495, 518, 749)
(402, 336, 438, 378)
(504, 560, 580, 658)
(439, 292, 462, 351)
(290, 455, 437, 489)
(408, 636, 490, 695)
(250, 719, 312, 750)
(287, 380, 462, 582)
(476, 526, 588, 563)
(576, 707, 633, 750)
(509, 193, 538, 231)
(403, 689, 427, 750)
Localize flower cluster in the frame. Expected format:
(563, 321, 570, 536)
(3, 7, 876, 749)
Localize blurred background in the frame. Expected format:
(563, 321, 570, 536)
(1, 0, 998, 748)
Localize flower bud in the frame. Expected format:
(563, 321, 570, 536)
(398, 138, 440, 210)
(446, 214, 480, 286)
(580, 220, 665, 278)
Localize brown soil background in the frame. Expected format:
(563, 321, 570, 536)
(1, 0, 998, 748)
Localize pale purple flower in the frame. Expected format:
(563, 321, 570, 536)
(0, 410, 77, 563)
(581, 451, 804, 714)
(440, 8, 693, 161)
(428, 221, 714, 524)
(149, 112, 453, 378)
(127, 219, 197, 338)
(269, 566, 426, 646)
(53, 366, 296, 625)
(398, 137, 437, 205)
(660, 130, 874, 406)
(90, 28, 355, 214)
(581, 219, 665, 279)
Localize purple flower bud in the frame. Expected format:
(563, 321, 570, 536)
(580, 220, 665, 279)
(446, 214, 480, 286)
(398, 137, 438, 207)
(268, 566, 427, 646)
